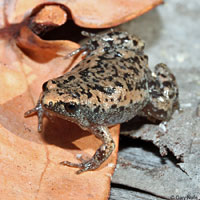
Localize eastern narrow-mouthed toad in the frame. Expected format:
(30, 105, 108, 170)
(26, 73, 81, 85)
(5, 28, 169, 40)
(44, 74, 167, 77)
(25, 30, 179, 174)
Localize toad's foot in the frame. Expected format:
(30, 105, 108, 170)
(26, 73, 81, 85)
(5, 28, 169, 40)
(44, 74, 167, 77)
(60, 126, 115, 174)
(61, 156, 102, 174)
(24, 98, 50, 132)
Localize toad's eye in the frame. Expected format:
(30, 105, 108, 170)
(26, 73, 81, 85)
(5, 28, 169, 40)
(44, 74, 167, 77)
(64, 103, 78, 113)
(42, 81, 48, 91)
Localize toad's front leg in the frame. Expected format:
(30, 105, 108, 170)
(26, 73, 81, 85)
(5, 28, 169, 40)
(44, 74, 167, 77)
(60, 126, 115, 174)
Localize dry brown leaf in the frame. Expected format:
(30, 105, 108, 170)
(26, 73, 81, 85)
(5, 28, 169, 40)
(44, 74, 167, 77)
(0, 0, 163, 199)
(1, 0, 163, 28)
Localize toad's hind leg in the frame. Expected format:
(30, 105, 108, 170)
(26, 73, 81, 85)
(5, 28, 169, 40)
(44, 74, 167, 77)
(142, 63, 179, 121)
(64, 31, 97, 59)
(60, 126, 115, 174)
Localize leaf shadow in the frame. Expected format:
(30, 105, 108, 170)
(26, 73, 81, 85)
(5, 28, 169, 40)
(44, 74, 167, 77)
(42, 117, 91, 150)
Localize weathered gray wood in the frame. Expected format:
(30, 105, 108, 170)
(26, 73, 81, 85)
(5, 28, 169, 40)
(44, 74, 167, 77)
(110, 186, 166, 200)
(110, 0, 200, 199)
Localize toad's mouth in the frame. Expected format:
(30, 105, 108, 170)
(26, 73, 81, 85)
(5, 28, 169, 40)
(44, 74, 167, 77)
(42, 95, 83, 123)
(24, 93, 81, 133)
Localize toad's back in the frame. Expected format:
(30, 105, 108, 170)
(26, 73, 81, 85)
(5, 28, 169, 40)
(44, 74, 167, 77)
(46, 47, 151, 125)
